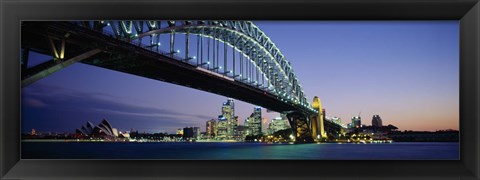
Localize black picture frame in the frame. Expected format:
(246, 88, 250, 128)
(1, 0, 479, 179)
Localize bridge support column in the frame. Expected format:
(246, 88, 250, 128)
(286, 112, 314, 143)
(310, 115, 319, 141)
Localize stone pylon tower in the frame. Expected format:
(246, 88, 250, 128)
(312, 96, 326, 140)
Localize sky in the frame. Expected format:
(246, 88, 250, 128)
(21, 21, 459, 134)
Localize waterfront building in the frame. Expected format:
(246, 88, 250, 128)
(268, 116, 291, 134)
(234, 116, 239, 136)
(75, 119, 118, 138)
(261, 118, 269, 134)
(235, 125, 247, 140)
(119, 132, 130, 138)
(199, 132, 207, 139)
(216, 115, 228, 140)
(193, 127, 201, 139)
(206, 119, 217, 138)
(183, 127, 194, 140)
(112, 128, 119, 137)
(221, 98, 236, 139)
(372, 114, 383, 128)
(129, 128, 139, 139)
(176, 128, 184, 135)
(130, 128, 137, 134)
(351, 116, 362, 128)
(245, 107, 262, 136)
(77, 121, 95, 135)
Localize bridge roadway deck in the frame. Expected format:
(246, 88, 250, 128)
(21, 21, 316, 115)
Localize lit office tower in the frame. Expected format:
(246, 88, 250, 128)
(261, 118, 269, 134)
(206, 119, 217, 138)
(245, 107, 262, 136)
(268, 116, 291, 134)
(193, 127, 201, 139)
(372, 114, 383, 127)
(234, 116, 239, 136)
(351, 116, 362, 128)
(216, 115, 228, 140)
(221, 98, 236, 139)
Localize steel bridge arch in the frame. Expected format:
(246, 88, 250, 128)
(79, 20, 315, 111)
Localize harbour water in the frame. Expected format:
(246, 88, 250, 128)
(21, 142, 459, 160)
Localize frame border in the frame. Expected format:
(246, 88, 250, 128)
(1, 0, 479, 179)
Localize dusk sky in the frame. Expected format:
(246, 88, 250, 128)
(21, 21, 459, 134)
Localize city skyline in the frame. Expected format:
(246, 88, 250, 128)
(21, 21, 459, 134)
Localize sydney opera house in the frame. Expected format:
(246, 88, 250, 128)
(75, 119, 119, 138)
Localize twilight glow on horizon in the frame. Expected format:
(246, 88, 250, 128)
(21, 21, 459, 134)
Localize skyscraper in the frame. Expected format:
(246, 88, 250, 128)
(206, 119, 217, 138)
(221, 98, 235, 139)
(261, 118, 269, 134)
(193, 127, 201, 139)
(245, 107, 262, 136)
(216, 115, 228, 139)
(234, 116, 239, 136)
(372, 114, 383, 127)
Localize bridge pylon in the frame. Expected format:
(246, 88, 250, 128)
(311, 96, 327, 142)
